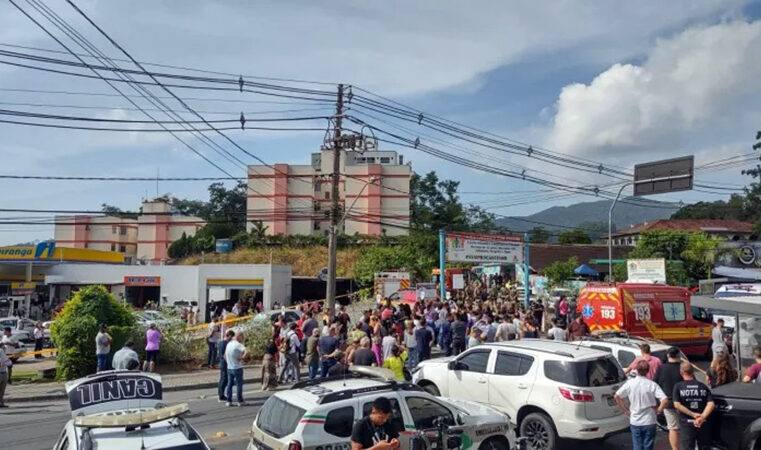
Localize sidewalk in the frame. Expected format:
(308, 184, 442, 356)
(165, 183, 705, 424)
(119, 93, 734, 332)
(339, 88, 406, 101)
(5, 363, 265, 403)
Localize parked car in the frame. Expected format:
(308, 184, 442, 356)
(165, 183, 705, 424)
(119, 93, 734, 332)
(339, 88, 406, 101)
(0, 316, 36, 343)
(412, 340, 628, 450)
(133, 310, 175, 328)
(249, 366, 516, 450)
(55, 371, 209, 450)
(708, 382, 761, 450)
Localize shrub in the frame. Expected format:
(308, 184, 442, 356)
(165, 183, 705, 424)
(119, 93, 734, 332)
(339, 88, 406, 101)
(51, 285, 135, 380)
(129, 320, 205, 369)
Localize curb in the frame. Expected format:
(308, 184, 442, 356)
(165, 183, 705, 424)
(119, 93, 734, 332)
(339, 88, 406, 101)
(7, 370, 266, 404)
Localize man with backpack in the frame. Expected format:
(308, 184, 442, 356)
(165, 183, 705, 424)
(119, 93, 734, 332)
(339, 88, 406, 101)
(278, 322, 301, 383)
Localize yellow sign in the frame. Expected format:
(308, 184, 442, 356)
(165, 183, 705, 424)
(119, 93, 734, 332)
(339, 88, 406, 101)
(11, 281, 37, 295)
(206, 278, 263, 287)
(0, 244, 123, 264)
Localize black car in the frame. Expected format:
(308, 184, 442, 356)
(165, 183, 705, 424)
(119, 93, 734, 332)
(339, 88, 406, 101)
(709, 382, 761, 450)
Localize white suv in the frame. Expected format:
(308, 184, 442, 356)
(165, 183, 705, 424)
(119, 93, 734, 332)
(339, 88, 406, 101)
(411, 340, 628, 450)
(249, 367, 516, 450)
(574, 335, 687, 369)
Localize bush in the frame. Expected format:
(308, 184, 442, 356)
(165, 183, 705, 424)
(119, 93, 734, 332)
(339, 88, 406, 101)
(51, 285, 135, 380)
(237, 318, 272, 360)
(129, 320, 205, 368)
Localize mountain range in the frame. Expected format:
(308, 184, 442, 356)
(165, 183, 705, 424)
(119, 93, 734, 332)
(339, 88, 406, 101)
(495, 196, 680, 239)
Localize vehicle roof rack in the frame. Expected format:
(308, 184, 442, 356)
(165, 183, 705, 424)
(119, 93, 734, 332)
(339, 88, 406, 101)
(488, 341, 575, 359)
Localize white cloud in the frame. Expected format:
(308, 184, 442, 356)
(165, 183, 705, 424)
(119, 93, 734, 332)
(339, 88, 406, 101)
(546, 20, 761, 156)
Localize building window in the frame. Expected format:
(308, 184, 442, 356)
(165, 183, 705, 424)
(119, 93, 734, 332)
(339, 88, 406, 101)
(110, 244, 115, 251)
(313, 222, 320, 231)
(324, 191, 330, 200)
(119, 245, 126, 253)
(112, 226, 117, 234)
(314, 203, 321, 212)
(380, 157, 391, 164)
(119, 226, 127, 235)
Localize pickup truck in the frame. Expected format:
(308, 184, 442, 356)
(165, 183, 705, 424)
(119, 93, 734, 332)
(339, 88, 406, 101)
(708, 382, 761, 450)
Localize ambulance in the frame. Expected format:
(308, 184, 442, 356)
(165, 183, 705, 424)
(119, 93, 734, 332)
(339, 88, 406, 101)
(576, 283, 713, 356)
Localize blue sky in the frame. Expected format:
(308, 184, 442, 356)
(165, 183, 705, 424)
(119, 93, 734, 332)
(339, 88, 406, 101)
(1, 0, 760, 244)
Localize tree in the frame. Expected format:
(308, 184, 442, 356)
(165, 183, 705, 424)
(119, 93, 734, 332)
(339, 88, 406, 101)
(528, 227, 550, 243)
(51, 285, 135, 380)
(543, 257, 579, 287)
(558, 229, 592, 244)
(101, 203, 138, 219)
(410, 171, 495, 232)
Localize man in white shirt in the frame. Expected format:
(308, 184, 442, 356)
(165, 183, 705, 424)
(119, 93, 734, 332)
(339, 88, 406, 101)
(224, 331, 249, 407)
(112, 340, 140, 370)
(278, 322, 301, 383)
(711, 319, 727, 363)
(495, 316, 517, 341)
(0, 346, 11, 407)
(33, 322, 44, 359)
(615, 360, 669, 450)
(3, 327, 19, 383)
(547, 319, 567, 342)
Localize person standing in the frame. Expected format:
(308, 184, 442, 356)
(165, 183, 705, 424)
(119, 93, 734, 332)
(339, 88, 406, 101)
(708, 351, 737, 388)
(495, 315, 517, 342)
(711, 319, 727, 363)
(614, 360, 669, 450)
(33, 322, 44, 359)
(207, 316, 221, 369)
(673, 362, 715, 450)
(557, 296, 569, 324)
(382, 345, 408, 381)
(352, 337, 377, 367)
(305, 328, 321, 380)
(217, 330, 234, 402)
(403, 321, 418, 370)
(262, 339, 279, 391)
(624, 344, 662, 380)
(415, 318, 434, 362)
(0, 345, 11, 408)
(301, 312, 319, 359)
(278, 322, 301, 383)
(451, 313, 468, 355)
(742, 347, 761, 383)
(547, 319, 567, 342)
(568, 315, 590, 341)
(224, 331, 249, 407)
(95, 324, 112, 373)
(143, 323, 162, 373)
(381, 333, 397, 363)
(532, 300, 545, 331)
(438, 313, 452, 356)
(654, 347, 685, 450)
(112, 340, 140, 370)
(319, 326, 340, 377)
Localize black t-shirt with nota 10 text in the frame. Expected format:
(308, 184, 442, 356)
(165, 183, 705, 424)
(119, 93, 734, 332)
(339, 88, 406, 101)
(672, 380, 713, 422)
(351, 416, 399, 449)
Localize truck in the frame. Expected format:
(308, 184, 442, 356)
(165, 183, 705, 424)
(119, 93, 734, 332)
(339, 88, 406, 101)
(577, 283, 714, 356)
(431, 268, 467, 292)
(374, 271, 411, 299)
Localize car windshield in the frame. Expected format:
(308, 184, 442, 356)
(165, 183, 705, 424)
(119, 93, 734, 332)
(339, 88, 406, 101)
(544, 356, 625, 387)
(256, 396, 305, 438)
(0, 319, 17, 328)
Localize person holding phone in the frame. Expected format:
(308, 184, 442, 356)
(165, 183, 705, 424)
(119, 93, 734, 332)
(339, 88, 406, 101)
(351, 397, 400, 450)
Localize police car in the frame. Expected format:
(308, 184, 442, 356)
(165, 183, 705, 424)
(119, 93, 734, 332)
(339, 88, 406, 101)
(54, 371, 210, 450)
(249, 366, 516, 450)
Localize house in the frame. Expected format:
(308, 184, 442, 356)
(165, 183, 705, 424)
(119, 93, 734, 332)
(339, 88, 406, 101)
(610, 219, 756, 247)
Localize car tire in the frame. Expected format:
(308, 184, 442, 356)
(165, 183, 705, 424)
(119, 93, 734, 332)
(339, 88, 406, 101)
(519, 412, 557, 450)
(479, 437, 509, 450)
(422, 383, 440, 396)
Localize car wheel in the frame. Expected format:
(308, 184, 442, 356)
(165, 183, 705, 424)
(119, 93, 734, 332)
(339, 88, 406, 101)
(479, 437, 509, 450)
(519, 413, 557, 450)
(422, 383, 440, 396)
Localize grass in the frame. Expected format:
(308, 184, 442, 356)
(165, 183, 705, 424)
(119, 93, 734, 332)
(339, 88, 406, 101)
(179, 246, 362, 277)
(10, 369, 49, 383)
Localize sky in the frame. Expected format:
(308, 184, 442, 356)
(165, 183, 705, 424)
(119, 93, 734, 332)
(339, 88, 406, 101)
(1, 0, 760, 245)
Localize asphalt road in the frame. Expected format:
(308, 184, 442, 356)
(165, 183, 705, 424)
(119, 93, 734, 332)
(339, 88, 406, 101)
(0, 384, 269, 450)
(0, 381, 672, 450)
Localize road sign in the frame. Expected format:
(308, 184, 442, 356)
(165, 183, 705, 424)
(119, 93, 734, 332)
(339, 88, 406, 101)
(633, 155, 694, 196)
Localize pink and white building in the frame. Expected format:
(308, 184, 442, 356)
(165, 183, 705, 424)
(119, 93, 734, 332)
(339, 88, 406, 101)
(55, 199, 203, 264)
(247, 145, 411, 236)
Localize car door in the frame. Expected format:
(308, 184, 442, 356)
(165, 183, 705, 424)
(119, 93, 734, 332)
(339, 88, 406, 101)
(488, 351, 537, 417)
(447, 349, 492, 404)
(361, 395, 410, 450)
(402, 395, 456, 430)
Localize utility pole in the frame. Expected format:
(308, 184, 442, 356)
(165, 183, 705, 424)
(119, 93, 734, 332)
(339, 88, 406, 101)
(325, 84, 344, 319)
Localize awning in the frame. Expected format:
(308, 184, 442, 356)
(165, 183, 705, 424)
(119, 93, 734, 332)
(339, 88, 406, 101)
(574, 264, 599, 277)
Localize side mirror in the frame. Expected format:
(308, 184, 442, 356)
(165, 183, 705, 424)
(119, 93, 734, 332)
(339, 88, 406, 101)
(448, 361, 459, 370)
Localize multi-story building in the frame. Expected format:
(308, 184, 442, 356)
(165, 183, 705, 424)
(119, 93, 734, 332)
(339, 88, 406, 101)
(247, 143, 411, 236)
(54, 215, 138, 258)
(54, 199, 203, 264)
(610, 219, 755, 247)
(137, 200, 204, 264)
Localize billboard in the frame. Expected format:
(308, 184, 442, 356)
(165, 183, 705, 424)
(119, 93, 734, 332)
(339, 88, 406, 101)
(445, 232, 523, 264)
(627, 258, 666, 283)
(11, 282, 36, 295)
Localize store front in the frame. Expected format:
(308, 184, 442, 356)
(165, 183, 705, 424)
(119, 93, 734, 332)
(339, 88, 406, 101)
(124, 276, 161, 308)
